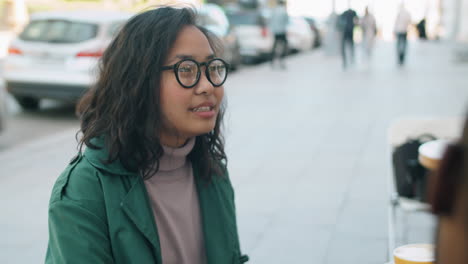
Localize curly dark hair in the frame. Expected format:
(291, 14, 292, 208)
(76, 6, 227, 180)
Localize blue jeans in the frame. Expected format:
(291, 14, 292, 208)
(397, 33, 408, 65)
(341, 32, 354, 68)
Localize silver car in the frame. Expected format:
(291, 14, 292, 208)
(226, 9, 274, 63)
(197, 4, 242, 70)
(4, 11, 132, 110)
(287, 17, 316, 53)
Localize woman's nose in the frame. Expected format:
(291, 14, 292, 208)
(194, 69, 214, 95)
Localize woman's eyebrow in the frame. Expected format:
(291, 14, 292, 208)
(175, 54, 193, 60)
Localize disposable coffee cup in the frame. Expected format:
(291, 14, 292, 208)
(393, 244, 434, 264)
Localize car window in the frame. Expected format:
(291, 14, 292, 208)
(107, 21, 125, 37)
(227, 13, 263, 26)
(198, 5, 228, 36)
(209, 7, 228, 29)
(289, 18, 300, 27)
(297, 19, 310, 31)
(20, 20, 49, 40)
(198, 13, 219, 28)
(305, 17, 316, 25)
(20, 20, 98, 43)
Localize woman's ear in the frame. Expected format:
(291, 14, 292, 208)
(428, 144, 463, 215)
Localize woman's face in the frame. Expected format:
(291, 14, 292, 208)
(159, 25, 224, 147)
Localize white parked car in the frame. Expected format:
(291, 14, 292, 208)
(4, 11, 132, 110)
(287, 17, 315, 53)
(197, 4, 242, 70)
(226, 9, 274, 63)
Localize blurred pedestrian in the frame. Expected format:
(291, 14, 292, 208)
(324, 12, 340, 56)
(394, 4, 412, 66)
(428, 114, 468, 264)
(45, 6, 248, 264)
(360, 6, 377, 61)
(416, 18, 427, 40)
(338, 7, 358, 69)
(269, 0, 289, 69)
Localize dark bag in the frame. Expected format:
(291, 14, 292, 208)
(392, 134, 437, 201)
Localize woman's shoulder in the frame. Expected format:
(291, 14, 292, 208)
(49, 153, 105, 205)
(47, 153, 112, 238)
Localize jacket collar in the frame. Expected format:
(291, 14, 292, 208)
(83, 137, 136, 176)
(121, 175, 163, 263)
(83, 137, 234, 264)
(83, 137, 162, 261)
(194, 163, 236, 263)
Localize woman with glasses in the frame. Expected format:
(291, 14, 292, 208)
(429, 115, 468, 264)
(46, 6, 248, 264)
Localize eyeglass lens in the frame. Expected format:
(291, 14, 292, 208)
(176, 59, 227, 87)
(207, 60, 226, 85)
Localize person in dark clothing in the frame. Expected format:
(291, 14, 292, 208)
(338, 8, 358, 69)
(417, 18, 427, 40)
(269, 0, 289, 69)
(394, 5, 412, 66)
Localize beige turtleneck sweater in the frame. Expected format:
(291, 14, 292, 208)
(144, 138, 206, 264)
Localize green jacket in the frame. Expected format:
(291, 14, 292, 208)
(45, 143, 248, 264)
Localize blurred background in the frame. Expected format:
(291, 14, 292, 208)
(0, 0, 467, 263)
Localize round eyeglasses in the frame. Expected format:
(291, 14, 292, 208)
(160, 58, 229, 89)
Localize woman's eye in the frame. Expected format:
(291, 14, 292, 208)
(209, 65, 224, 72)
(179, 67, 193, 73)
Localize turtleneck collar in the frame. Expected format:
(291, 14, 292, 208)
(158, 137, 195, 172)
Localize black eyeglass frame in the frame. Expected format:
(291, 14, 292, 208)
(160, 58, 230, 89)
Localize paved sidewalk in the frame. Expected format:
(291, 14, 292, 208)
(227, 40, 467, 264)
(1, 40, 467, 263)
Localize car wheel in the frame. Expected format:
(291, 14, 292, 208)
(230, 63, 238, 72)
(15, 96, 40, 110)
(242, 56, 257, 64)
(232, 43, 242, 71)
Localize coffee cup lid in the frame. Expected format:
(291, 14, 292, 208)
(393, 244, 434, 262)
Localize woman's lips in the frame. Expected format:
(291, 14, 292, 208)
(190, 106, 216, 118)
(192, 106, 213, 112)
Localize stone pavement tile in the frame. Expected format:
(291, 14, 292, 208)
(334, 198, 387, 239)
(235, 158, 349, 259)
(346, 164, 388, 202)
(1, 217, 48, 262)
(293, 167, 350, 191)
(392, 211, 436, 246)
(405, 212, 436, 244)
(237, 212, 272, 253)
(246, 212, 333, 264)
(281, 172, 348, 225)
(0, 131, 76, 263)
(325, 234, 386, 264)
